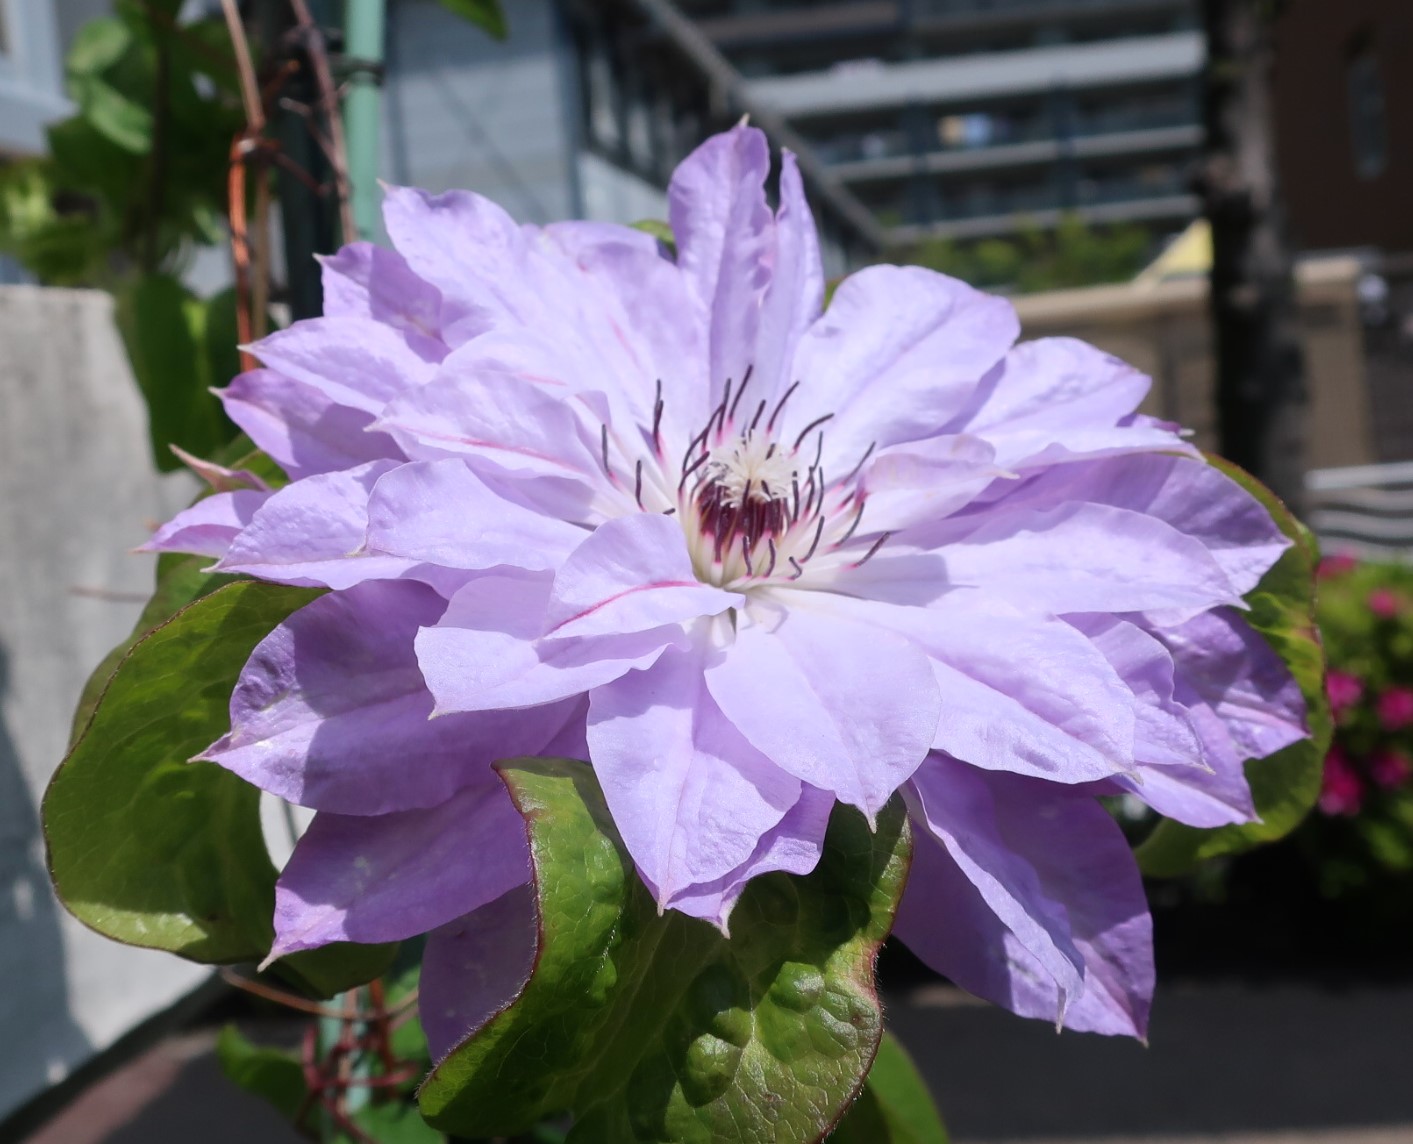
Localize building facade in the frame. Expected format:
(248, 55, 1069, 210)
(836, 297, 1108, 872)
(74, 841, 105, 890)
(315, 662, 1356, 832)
(675, 0, 1204, 250)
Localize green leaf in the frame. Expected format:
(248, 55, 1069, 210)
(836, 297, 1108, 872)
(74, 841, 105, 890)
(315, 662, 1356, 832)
(278, 941, 402, 1001)
(66, 17, 135, 78)
(44, 582, 317, 961)
(420, 759, 911, 1143)
(828, 1032, 947, 1143)
(1136, 456, 1331, 876)
(217, 1025, 307, 1122)
(115, 273, 238, 470)
(71, 73, 155, 153)
(630, 218, 676, 256)
(339, 1103, 445, 1144)
(435, 0, 507, 37)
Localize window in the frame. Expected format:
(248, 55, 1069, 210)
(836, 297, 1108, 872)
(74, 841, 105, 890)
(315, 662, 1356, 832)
(1347, 39, 1388, 180)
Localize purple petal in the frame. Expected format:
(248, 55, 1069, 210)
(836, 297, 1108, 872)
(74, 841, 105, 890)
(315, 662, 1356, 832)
(587, 640, 800, 908)
(204, 580, 583, 815)
(364, 459, 586, 572)
(668, 124, 773, 409)
(220, 369, 402, 480)
(318, 242, 446, 358)
(663, 783, 835, 932)
(751, 152, 824, 399)
(139, 489, 269, 558)
(270, 779, 529, 958)
(417, 573, 688, 713)
(896, 759, 1153, 1038)
(858, 434, 1004, 533)
(373, 335, 612, 510)
(784, 265, 1018, 473)
(215, 460, 421, 589)
(953, 338, 1183, 468)
(705, 595, 939, 817)
(994, 454, 1290, 596)
(420, 884, 538, 1063)
(545, 515, 740, 640)
(919, 501, 1243, 617)
(251, 317, 437, 414)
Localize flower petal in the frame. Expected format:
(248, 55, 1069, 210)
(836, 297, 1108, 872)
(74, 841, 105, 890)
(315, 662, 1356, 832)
(220, 369, 402, 480)
(668, 124, 773, 409)
(205, 581, 584, 815)
(215, 461, 423, 588)
(587, 640, 800, 908)
(417, 573, 688, 713)
(420, 884, 537, 1063)
(364, 459, 586, 572)
(896, 759, 1153, 1038)
(662, 783, 835, 932)
(139, 489, 270, 558)
(545, 515, 741, 640)
(785, 265, 1018, 472)
(251, 317, 438, 414)
(705, 594, 939, 816)
(270, 779, 529, 958)
(318, 241, 446, 357)
(751, 152, 824, 399)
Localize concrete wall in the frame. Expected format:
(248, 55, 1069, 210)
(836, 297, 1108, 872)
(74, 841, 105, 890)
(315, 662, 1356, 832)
(0, 285, 205, 1120)
(1014, 257, 1375, 471)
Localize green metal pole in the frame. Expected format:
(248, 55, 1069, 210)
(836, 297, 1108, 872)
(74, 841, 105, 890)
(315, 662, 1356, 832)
(343, 0, 387, 241)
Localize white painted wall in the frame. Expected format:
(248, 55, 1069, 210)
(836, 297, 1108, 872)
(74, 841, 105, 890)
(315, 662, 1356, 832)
(0, 285, 205, 1119)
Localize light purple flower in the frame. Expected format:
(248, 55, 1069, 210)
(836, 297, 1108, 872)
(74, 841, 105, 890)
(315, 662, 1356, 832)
(151, 126, 1306, 1049)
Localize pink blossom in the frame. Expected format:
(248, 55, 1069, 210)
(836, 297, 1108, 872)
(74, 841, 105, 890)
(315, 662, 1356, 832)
(1326, 670, 1364, 718)
(1377, 686, 1413, 730)
(1318, 746, 1364, 816)
(1368, 587, 1401, 619)
(1369, 749, 1412, 790)
(1317, 553, 1358, 580)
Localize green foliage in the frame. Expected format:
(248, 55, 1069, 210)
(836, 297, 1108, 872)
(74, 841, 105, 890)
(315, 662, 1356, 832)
(905, 215, 1153, 294)
(45, 579, 396, 994)
(436, 0, 508, 38)
(630, 218, 677, 256)
(420, 759, 912, 1143)
(218, 1026, 308, 1122)
(115, 274, 241, 470)
(827, 1032, 947, 1143)
(1137, 458, 1330, 876)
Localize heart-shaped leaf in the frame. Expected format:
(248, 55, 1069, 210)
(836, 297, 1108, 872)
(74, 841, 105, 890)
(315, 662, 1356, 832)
(420, 759, 911, 1143)
(827, 1031, 947, 1143)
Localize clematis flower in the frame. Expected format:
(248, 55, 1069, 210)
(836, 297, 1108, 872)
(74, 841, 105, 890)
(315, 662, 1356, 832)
(149, 126, 1305, 1049)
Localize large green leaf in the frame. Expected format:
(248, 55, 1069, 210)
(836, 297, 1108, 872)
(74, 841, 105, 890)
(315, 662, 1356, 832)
(827, 1032, 947, 1143)
(1136, 457, 1331, 876)
(217, 1026, 307, 1122)
(45, 582, 316, 961)
(115, 273, 239, 469)
(420, 759, 911, 1143)
(436, 0, 507, 38)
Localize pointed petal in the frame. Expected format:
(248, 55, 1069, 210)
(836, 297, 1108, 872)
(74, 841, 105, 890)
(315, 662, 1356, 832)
(785, 265, 1018, 472)
(545, 515, 741, 640)
(215, 461, 423, 588)
(668, 124, 773, 408)
(587, 641, 800, 906)
(752, 152, 824, 399)
(420, 884, 538, 1063)
(139, 489, 270, 558)
(663, 784, 835, 931)
(923, 501, 1243, 617)
(205, 581, 583, 815)
(705, 595, 939, 815)
(896, 760, 1153, 1038)
(364, 459, 585, 572)
(318, 242, 446, 356)
(251, 317, 437, 413)
(220, 369, 402, 480)
(417, 573, 687, 713)
(270, 780, 529, 957)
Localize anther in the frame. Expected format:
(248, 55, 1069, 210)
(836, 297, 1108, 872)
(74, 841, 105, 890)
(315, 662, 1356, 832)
(742, 535, 754, 576)
(852, 531, 892, 569)
(765, 537, 778, 576)
(793, 414, 833, 450)
(837, 500, 866, 545)
(600, 424, 611, 475)
(801, 517, 826, 562)
(634, 459, 644, 508)
(767, 381, 801, 432)
(728, 365, 753, 421)
(843, 441, 877, 483)
(788, 556, 805, 580)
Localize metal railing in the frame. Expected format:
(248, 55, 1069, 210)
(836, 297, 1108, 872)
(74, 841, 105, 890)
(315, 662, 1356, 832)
(1306, 461, 1413, 560)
